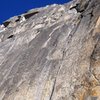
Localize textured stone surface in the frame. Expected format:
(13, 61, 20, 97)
(0, 0, 100, 100)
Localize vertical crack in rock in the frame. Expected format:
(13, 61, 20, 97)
(49, 78, 56, 100)
(49, 46, 67, 100)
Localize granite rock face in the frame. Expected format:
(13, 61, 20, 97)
(0, 0, 100, 100)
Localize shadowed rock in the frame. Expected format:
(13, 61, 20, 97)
(3, 21, 10, 27)
(24, 11, 39, 19)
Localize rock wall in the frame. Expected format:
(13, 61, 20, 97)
(0, 0, 100, 100)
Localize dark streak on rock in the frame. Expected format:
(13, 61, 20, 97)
(7, 35, 15, 39)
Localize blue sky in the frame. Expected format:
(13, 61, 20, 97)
(0, 0, 71, 24)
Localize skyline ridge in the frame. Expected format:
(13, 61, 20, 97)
(0, 0, 71, 24)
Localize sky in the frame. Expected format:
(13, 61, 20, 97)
(0, 0, 71, 24)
